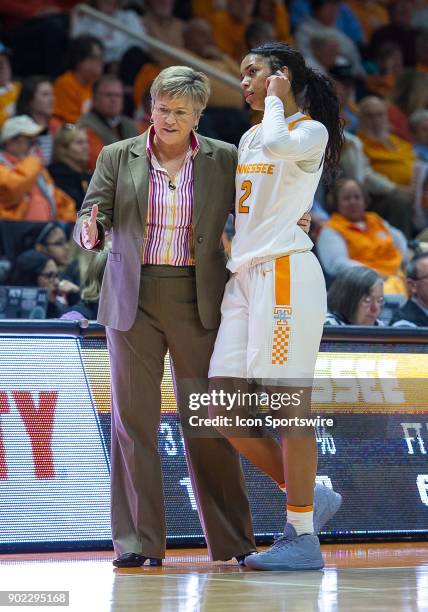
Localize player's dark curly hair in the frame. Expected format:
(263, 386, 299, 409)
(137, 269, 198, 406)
(250, 42, 344, 181)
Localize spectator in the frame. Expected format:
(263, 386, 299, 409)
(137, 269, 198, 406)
(71, 0, 147, 66)
(370, 0, 418, 67)
(391, 69, 428, 121)
(317, 178, 408, 294)
(0, 115, 76, 222)
(34, 221, 81, 303)
(182, 19, 242, 104)
(390, 253, 428, 327)
(142, 0, 185, 56)
(209, 0, 256, 62)
(290, 0, 364, 45)
(16, 76, 62, 165)
(181, 19, 249, 144)
(48, 124, 91, 210)
(0, 43, 20, 127)
(307, 30, 342, 76)
(295, 0, 365, 76)
(366, 41, 404, 99)
(245, 20, 275, 51)
(339, 130, 414, 238)
(60, 246, 109, 320)
(410, 109, 428, 163)
(78, 76, 139, 172)
(325, 266, 385, 325)
(357, 96, 415, 188)
(329, 62, 360, 134)
(53, 36, 104, 123)
(253, 0, 291, 43)
(345, 0, 390, 44)
(1, 3, 71, 78)
(8, 249, 67, 318)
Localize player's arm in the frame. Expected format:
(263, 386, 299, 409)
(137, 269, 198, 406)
(261, 96, 328, 162)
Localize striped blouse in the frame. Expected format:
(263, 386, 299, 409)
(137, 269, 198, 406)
(142, 127, 199, 266)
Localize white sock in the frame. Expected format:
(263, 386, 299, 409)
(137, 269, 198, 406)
(287, 507, 314, 536)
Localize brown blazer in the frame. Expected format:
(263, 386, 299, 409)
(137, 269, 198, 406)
(74, 131, 236, 331)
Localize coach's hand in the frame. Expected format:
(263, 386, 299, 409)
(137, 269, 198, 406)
(298, 212, 311, 234)
(82, 204, 99, 249)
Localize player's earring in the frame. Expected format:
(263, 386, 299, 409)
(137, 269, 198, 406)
(194, 124, 199, 131)
(150, 117, 154, 123)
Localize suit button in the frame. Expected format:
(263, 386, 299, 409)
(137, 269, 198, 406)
(197, 236, 204, 243)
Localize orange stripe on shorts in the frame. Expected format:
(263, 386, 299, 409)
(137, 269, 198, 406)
(275, 256, 290, 306)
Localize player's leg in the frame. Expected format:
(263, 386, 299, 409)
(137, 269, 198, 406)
(209, 268, 285, 484)
(244, 253, 340, 570)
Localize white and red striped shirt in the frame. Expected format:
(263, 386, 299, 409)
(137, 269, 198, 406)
(142, 126, 199, 266)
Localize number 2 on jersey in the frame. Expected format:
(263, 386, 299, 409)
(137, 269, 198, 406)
(239, 180, 252, 213)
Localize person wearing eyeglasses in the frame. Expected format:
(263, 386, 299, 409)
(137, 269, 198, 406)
(325, 266, 385, 326)
(317, 178, 408, 295)
(390, 253, 428, 328)
(74, 65, 311, 569)
(8, 249, 67, 319)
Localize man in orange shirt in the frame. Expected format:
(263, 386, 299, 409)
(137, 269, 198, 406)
(54, 35, 104, 124)
(0, 115, 76, 221)
(357, 95, 415, 187)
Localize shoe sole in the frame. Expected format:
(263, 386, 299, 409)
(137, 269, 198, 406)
(314, 490, 342, 533)
(245, 560, 325, 571)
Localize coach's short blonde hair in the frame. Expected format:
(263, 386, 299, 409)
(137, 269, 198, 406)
(150, 66, 210, 115)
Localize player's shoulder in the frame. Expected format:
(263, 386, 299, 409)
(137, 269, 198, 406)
(296, 115, 328, 135)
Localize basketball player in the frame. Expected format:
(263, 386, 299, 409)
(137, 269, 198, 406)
(208, 43, 344, 571)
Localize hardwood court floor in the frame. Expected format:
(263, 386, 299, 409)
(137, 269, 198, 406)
(1, 543, 427, 612)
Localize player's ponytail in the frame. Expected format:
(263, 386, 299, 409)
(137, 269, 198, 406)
(250, 42, 344, 181)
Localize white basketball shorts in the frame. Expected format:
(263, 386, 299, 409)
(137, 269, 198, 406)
(208, 251, 327, 384)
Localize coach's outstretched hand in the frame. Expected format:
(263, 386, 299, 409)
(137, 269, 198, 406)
(82, 204, 99, 249)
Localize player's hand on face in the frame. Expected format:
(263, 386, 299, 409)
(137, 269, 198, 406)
(297, 212, 311, 234)
(82, 204, 99, 249)
(266, 69, 292, 100)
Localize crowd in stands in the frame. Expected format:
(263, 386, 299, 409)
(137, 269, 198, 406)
(0, 0, 427, 328)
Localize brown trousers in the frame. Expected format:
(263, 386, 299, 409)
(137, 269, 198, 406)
(107, 265, 255, 560)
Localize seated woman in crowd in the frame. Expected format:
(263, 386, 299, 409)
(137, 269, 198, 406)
(8, 249, 67, 318)
(48, 124, 91, 211)
(317, 178, 408, 295)
(325, 266, 384, 326)
(61, 246, 109, 321)
(16, 75, 62, 165)
(35, 222, 81, 305)
(0, 115, 76, 222)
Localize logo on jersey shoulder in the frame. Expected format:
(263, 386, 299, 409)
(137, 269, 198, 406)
(236, 163, 275, 175)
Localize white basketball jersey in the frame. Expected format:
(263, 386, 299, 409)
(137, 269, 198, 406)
(228, 96, 328, 273)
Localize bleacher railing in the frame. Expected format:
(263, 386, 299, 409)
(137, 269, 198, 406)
(71, 4, 242, 91)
